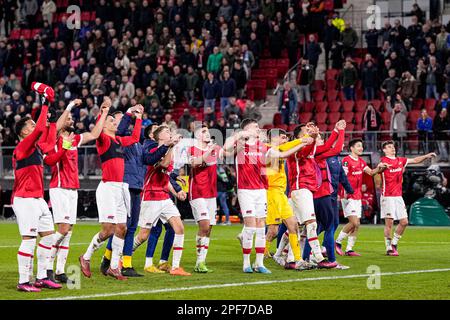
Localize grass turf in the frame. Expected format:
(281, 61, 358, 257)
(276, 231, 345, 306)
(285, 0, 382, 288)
(0, 221, 450, 300)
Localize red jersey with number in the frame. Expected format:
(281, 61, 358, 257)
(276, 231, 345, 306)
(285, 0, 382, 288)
(96, 119, 142, 183)
(287, 143, 320, 192)
(342, 155, 368, 200)
(380, 156, 408, 197)
(142, 160, 173, 201)
(49, 134, 83, 189)
(235, 141, 268, 190)
(189, 145, 221, 200)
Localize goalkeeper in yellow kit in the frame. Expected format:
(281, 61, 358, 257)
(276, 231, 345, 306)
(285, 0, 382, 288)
(265, 129, 313, 270)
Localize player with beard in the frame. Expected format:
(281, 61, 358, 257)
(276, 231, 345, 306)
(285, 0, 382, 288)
(43, 98, 110, 283)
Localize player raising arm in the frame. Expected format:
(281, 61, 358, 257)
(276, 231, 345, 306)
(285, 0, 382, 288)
(43, 98, 109, 283)
(379, 141, 436, 256)
(335, 139, 388, 257)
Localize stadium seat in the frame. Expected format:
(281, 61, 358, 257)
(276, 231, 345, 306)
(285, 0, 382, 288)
(21, 29, 32, 39)
(424, 99, 436, 112)
(342, 101, 355, 112)
(356, 100, 368, 112)
(325, 69, 340, 80)
(354, 112, 364, 124)
(9, 29, 21, 40)
(299, 101, 315, 113)
(315, 101, 328, 113)
(317, 123, 328, 132)
(246, 79, 267, 101)
(259, 59, 277, 69)
(263, 124, 274, 130)
(328, 112, 341, 123)
(273, 112, 282, 126)
(276, 59, 290, 78)
(370, 99, 382, 110)
(299, 112, 313, 123)
(312, 90, 325, 102)
(313, 80, 325, 91)
(346, 123, 355, 132)
(327, 90, 338, 101)
(328, 101, 341, 112)
(327, 124, 335, 132)
(252, 68, 277, 89)
(408, 110, 421, 124)
(315, 112, 328, 124)
(288, 124, 298, 132)
(81, 12, 91, 22)
(412, 98, 424, 110)
(354, 122, 363, 131)
(326, 79, 338, 90)
(342, 112, 355, 123)
(381, 112, 391, 125)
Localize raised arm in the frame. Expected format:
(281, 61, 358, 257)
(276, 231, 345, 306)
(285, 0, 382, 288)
(268, 139, 312, 160)
(117, 105, 143, 147)
(80, 98, 110, 145)
(38, 122, 57, 154)
(143, 142, 170, 166)
(315, 129, 345, 160)
(56, 99, 82, 132)
(116, 111, 132, 137)
(407, 153, 436, 164)
(364, 162, 388, 176)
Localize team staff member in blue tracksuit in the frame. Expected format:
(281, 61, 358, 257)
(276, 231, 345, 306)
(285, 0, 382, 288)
(323, 155, 354, 257)
(100, 107, 148, 277)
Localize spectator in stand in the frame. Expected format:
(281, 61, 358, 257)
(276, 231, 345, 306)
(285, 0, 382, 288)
(147, 99, 164, 124)
(323, 18, 340, 69)
(389, 20, 407, 52)
(231, 60, 247, 99)
(223, 97, 241, 122)
(381, 68, 400, 101)
(443, 57, 450, 95)
(286, 22, 300, 67)
(305, 34, 322, 71)
(341, 22, 358, 58)
(118, 75, 135, 99)
(362, 103, 382, 152)
(202, 72, 219, 111)
(365, 25, 380, 58)
(399, 71, 418, 110)
(434, 108, 450, 162)
(278, 81, 297, 125)
(184, 66, 199, 107)
(298, 58, 314, 103)
(436, 92, 450, 114)
(219, 70, 236, 112)
(361, 58, 378, 101)
(178, 108, 196, 130)
(386, 95, 408, 153)
(207, 47, 223, 75)
(417, 108, 433, 154)
(217, 165, 233, 225)
(340, 60, 358, 101)
(269, 24, 283, 59)
(426, 56, 441, 99)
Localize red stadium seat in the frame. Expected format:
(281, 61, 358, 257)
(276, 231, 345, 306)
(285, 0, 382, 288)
(315, 112, 328, 124)
(328, 101, 341, 112)
(370, 99, 382, 110)
(327, 124, 335, 132)
(424, 99, 436, 112)
(346, 123, 355, 132)
(81, 12, 91, 21)
(342, 101, 355, 112)
(90, 11, 96, 21)
(412, 98, 424, 110)
(315, 101, 328, 113)
(273, 112, 282, 126)
(9, 29, 21, 40)
(299, 112, 313, 123)
(313, 80, 325, 91)
(299, 101, 315, 113)
(312, 90, 325, 102)
(354, 112, 364, 124)
(408, 110, 421, 124)
(276, 59, 290, 78)
(246, 79, 267, 100)
(342, 112, 355, 123)
(288, 124, 298, 132)
(326, 79, 338, 90)
(328, 112, 341, 123)
(259, 59, 277, 69)
(356, 100, 368, 112)
(325, 69, 340, 80)
(21, 29, 32, 39)
(263, 124, 274, 130)
(327, 90, 338, 101)
(31, 28, 41, 38)
(252, 68, 277, 89)
(381, 112, 391, 125)
(317, 123, 328, 132)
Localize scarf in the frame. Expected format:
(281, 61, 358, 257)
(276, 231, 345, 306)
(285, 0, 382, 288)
(363, 109, 378, 130)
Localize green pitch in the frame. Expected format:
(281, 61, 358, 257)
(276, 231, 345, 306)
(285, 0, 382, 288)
(1, 221, 450, 300)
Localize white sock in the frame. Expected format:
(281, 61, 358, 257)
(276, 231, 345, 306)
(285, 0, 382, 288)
(336, 231, 348, 244)
(18, 238, 36, 284)
(306, 222, 324, 263)
(385, 237, 392, 251)
(203, 237, 210, 262)
(48, 232, 65, 272)
(242, 226, 255, 269)
(133, 235, 145, 252)
(255, 227, 266, 267)
(299, 227, 307, 252)
(392, 233, 402, 246)
(56, 231, 72, 275)
(110, 236, 125, 269)
(83, 232, 104, 261)
(172, 234, 184, 269)
(158, 259, 167, 265)
(145, 257, 153, 268)
(37, 234, 54, 279)
(275, 232, 289, 257)
(195, 235, 204, 265)
(346, 236, 356, 252)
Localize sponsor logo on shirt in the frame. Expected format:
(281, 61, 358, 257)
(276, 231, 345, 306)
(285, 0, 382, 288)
(107, 215, 114, 220)
(389, 168, 402, 173)
(352, 171, 363, 175)
(201, 212, 208, 217)
(244, 151, 263, 157)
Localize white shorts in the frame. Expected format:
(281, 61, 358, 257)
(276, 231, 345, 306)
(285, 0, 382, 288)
(291, 189, 316, 225)
(50, 188, 78, 225)
(380, 196, 408, 221)
(138, 199, 180, 229)
(237, 189, 267, 219)
(96, 181, 130, 224)
(13, 197, 54, 237)
(190, 198, 217, 226)
(342, 199, 362, 218)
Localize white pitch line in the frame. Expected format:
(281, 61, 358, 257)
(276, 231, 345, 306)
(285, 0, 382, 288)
(40, 268, 450, 300)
